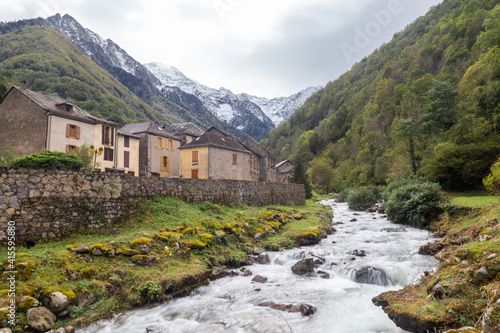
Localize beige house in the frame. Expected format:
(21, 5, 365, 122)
(119, 122, 181, 177)
(116, 129, 140, 176)
(179, 127, 251, 180)
(0, 85, 133, 173)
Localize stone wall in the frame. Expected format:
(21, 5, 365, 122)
(0, 167, 305, 243)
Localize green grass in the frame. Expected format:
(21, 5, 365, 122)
(446, 191, 499, 207)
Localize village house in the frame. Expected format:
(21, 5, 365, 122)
(119, 121, 182, 177)
(276, 160, 294, 183)
(179, 127, 251, 180)
(239, 137, 277, 182)
(0, 84, 140, 174)
(116, 129, 141, 176)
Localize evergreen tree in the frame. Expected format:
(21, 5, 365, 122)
(292, 153, 313, 199)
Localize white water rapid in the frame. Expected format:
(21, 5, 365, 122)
(79, 200, 437, 333)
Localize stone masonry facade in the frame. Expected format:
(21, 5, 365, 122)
(0, 167, 305, 243)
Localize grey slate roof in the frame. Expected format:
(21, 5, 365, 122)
(179, 130, 249, 153)
(120, 121, 180, 140)
(165, 123, 204, 137)
(14, 86, 116, 126)
(276, 160, 290, 168)
(117, 128, 141, 139)
(280, 166, 294, 174)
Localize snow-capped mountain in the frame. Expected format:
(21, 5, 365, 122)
(146, 62, 321, 127)
(44, 13, 321, 140)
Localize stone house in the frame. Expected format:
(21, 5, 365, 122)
(119, 121, 182, 177)
(239, 137, 277, 182)
(0, 85, 139, 174)
(179, 127, 251, 180)
(276, 160, 294, 183)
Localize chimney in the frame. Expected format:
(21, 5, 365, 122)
(20, 80, 27, 90)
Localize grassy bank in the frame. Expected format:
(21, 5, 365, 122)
(374, 194, 500, 332)
(0, 197, 333, 332)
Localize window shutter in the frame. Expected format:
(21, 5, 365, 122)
(65, 145, 70, 153)
(233, 154, 237, 165)
(192, 151, 198, 163)
(124, 136, 130, 148)
(66, 124, 70, 138)
(76, 126, 80, 140)
(124, 151, 130, 168)
(171, 140, 175, 150)
(167, 157, 170, 172)
(162, 138, 165, 149)
(110, 148, 114, 162)
(102, 125, 105, 145)
(111, 128, 114, 146)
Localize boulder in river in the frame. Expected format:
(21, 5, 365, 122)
(291, 258, 315, 275)
(354, 266, 390, 286)
(252, 275, 268, 283)
(418, 242, 444, 256)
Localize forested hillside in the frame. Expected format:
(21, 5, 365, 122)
(261, 0, 500, 192)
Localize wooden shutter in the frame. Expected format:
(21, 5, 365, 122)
(76, 126, 80, 140)
(102, 125, 105, 145)
(124, 136, 130, 148)
(124, 151, 130, 168)
(191, 169, 198, 179)
(233, 154, 237, 165)
(110, 148, 114, 162)
(111, 127, 114, 146)
(65, 145, 70, 153)
(66, 124, 71, 138)
(167, 156, 170, 172)
(192, 151, 198, 163)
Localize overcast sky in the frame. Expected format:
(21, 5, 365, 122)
(0, 0, 443, 98)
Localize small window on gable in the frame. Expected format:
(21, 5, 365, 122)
(192, 151, 198, 164)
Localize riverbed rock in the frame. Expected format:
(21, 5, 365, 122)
(210, 267, 225, 280)
(350, 218, 358, 222)
(300, 303, 317, 316)
(354, 266, 390, 286)
(240, 267, 253, 276)
(0, 328, 12, 333)
(418, 242, 444, 256)
(26, 307, 56, 332)
(352, 250, 366, 257)
(366, 206, 378, 213)
(381, 227, 407, 233)
(291, 258, 315, 275)
(146, 326, 168, 333)
(252, 275, 268, 283)
(258, 253, 270, 265)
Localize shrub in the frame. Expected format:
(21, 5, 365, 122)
(0, 146, 15, 167)
(346, 186, 382, 211)
(384, 178, 444, 228)
(13, 150, 83, 170)
(483, 157, 500, 195)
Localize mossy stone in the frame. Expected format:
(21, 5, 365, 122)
(131, 238, 152, 247)
(18, 296, 39, 312)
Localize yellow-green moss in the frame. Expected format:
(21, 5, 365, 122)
(181, 228, 195, 235)
(90, 243, 111, 253)
(39, 286, 76, 301)
(117, 247, 139, 256)
(131, 238, 152, 247)
(66, 244, 83, 251)
(182, 240, 207, 249)
(18, 296, 38, 312)
(0, 308, 8, 322)
(0, 290, 9, 297)
(199, 234, 215, 241)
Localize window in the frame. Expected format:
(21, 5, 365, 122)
(104, 148, 114, 161)
(191, 169, 198, 179)
(156, 137, 163, 148)
(66, 124, 80, 139)
(151, 172, 160, 177)
(124, 151, 130, 168)
(168, 140, 173, 150)
(65, 145, 77, 153)
(161, 156, 170, 171)
(192, 151, 198, 165)
(124, 136, 130, 148)
(233, 154, 237, 165)
(102, 126, 114, 146)
(128, 171, 135, 176)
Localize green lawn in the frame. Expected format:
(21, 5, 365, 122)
(447, 191, 499, 207)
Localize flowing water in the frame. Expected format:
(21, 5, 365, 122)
(79, 200, 437, 333)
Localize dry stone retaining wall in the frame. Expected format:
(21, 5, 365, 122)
(0, 167, 305, 243)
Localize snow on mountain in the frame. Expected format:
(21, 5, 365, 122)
(146, 62, 321, 127)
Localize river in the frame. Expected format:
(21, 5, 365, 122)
(79, 199, 437, 333)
